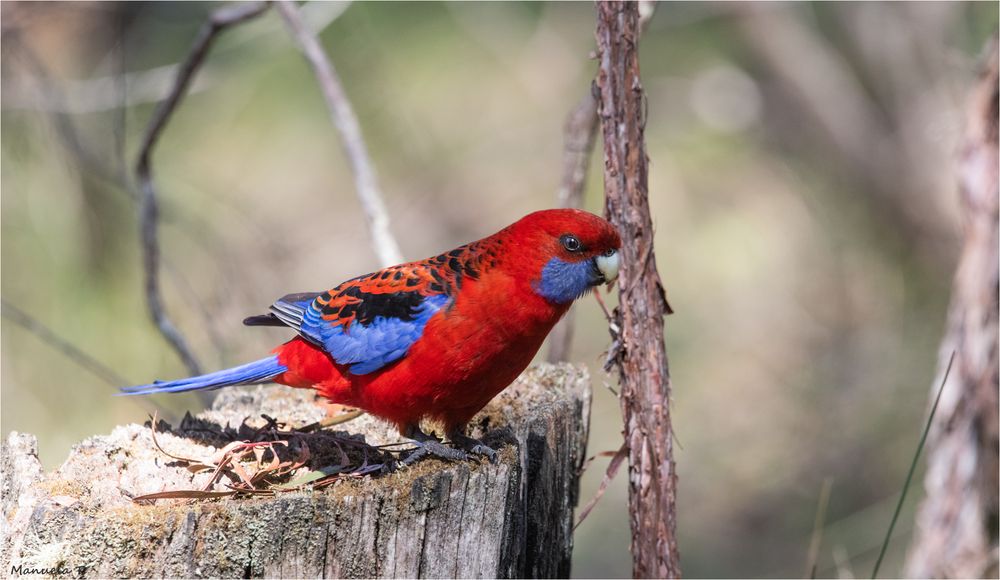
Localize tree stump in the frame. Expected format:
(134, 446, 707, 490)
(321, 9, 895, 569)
(1, 364, 591, 578)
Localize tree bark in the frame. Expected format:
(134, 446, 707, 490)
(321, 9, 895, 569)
(1, 364, 591, 579)
(595, 2, 681, 578)
(905, 39, 999, 579)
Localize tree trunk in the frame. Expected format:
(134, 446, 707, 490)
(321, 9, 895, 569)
(1, 364, 591, 579)
(595, 2, 681, 577)
(905, 38, 999, 579)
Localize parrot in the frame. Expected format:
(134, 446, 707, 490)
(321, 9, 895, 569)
(121, 209, 621, 465)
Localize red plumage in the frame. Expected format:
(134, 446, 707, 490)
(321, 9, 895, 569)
(273, 209, 619, 435)
(127, 209, 621, 460)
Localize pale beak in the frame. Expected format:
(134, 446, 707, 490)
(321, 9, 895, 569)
(595, 250, 620, 288)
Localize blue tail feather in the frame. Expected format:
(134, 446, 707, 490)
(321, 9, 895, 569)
(119, 356, 287, 396)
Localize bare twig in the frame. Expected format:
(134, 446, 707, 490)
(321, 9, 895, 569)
(4, 61, 217, 114)
(547, 90, 600, 363)
(574, 442, 628, 530)
(4, 33, 123, 186)
(555, 90, 600, 210)
(734, 4, 954, 268)
(596, 1, 680, 576)
(135, 1, 270, 375)
(6, 32, 247, 250)
(1, 299, 129, 387)
(806, 478, 834, 578)
(275, 0, 403, 267)
(2, 2, 352, 114)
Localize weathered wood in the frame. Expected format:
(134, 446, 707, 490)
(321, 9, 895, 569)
(1, 364, 590, 579)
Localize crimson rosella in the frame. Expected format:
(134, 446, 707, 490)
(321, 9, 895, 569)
(122, 209, 621, 464)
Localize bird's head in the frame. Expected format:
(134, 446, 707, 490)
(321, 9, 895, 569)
(503, 209, 622, 305)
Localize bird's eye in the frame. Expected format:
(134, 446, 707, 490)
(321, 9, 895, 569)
(560, 234, 583, 252)
(602, 247, 616, 257)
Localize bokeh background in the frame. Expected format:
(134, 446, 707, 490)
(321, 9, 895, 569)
(2, 2, 996, 577)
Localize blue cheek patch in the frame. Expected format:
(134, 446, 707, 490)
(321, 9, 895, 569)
(535, 257, 595, 304)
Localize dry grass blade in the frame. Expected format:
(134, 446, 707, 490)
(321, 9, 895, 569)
(578, 448, 624, 477)
(806, 478, 834, 578)
(871, 350, 957, 578)
(133, 490, 237, 501)
(185, 464, 215, 474)
(274, 465, 344, 490)
(148, 412, 201, 463)
(230, 461, 256, 489)
(574, 442, 628, 530)
(299, 409, 365, 432)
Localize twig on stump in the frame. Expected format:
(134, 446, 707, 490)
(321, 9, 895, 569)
(547, 89, 600, 363)
(275, 0, 403, 267)
(135, 1, 271, 375)
(595, 1, 681, 577)
(904, 36, 999, 579)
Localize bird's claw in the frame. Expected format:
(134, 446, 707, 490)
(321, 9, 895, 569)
(399, 426, 498, 466)
(401, 438, 468, 466)
(449, 433, 498, 464)
(467, 444, 498, 463)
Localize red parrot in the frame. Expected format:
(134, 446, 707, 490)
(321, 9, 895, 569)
(122, 209, 621, 464)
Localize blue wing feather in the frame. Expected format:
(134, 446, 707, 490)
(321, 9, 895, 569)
(300, 293, 448, 375)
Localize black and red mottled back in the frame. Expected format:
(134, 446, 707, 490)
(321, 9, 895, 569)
(313, 235, 506, 327)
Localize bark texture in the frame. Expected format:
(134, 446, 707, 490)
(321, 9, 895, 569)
(1, 364, 590, 579)
(905, 40, 1000, 579)
(595, 2, 681, 577)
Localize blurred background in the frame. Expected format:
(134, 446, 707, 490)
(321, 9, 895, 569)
(1, 2, 996, 577)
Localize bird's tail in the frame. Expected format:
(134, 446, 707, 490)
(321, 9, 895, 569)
(118, 355, 287, 396)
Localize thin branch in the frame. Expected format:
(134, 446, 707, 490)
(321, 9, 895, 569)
(547, 89, 600, 363)
(555, 90, 601, 210)
(734, 4, 954, 268)
(135, 1, 270, 375)
(573, 442, 628, 530)
(1, 299, 130, 389)
(805, 478, 834, 578)
(2, 2, 351, 114)
(1, 300, 166, 418)
(4, 32, 122, 187)
(6, 31, 248, 249)
(275, 0, 403, 267)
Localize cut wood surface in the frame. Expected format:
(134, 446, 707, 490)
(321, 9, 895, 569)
(1, 364, 591, 579)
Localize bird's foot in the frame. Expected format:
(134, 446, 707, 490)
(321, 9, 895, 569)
(400, 427, 468, 467)
(448, 431, 498, 464)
